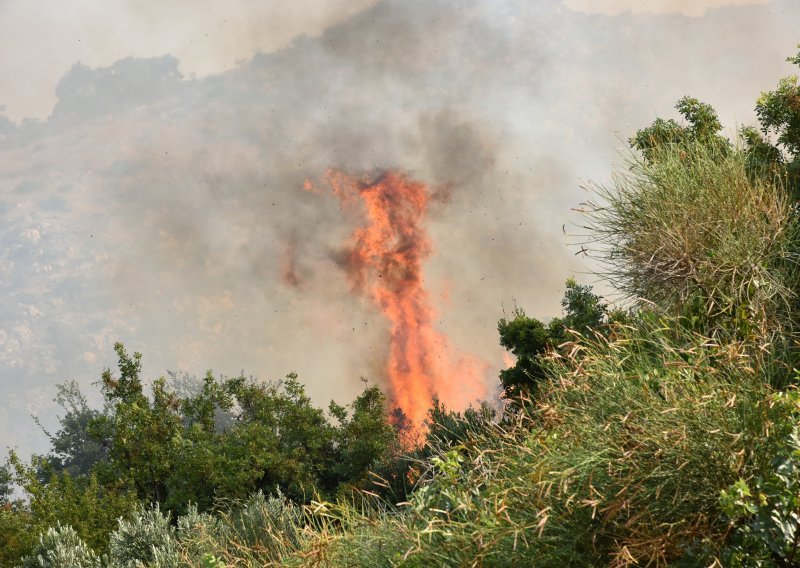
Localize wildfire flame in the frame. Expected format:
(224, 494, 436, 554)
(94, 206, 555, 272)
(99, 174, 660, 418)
(322, 169, 488, 425)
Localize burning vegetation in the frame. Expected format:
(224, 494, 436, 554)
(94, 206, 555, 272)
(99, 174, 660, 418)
(319, 169, 487, 425)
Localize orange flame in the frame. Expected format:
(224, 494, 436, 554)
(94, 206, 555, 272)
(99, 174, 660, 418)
(324, 169, 487, 425)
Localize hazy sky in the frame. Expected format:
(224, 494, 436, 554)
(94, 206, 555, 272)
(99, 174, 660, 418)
(1, 0, 798, 457)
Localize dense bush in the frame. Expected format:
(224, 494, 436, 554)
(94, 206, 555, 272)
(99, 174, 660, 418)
(498, 278, 609, 396)
(4, 457, 137, 560)
(585, 141, 799, 337)
(712, 388, 800, 566)
(305, 321, 784, 566)
(67, 491, 307, 568)
(106, 505, 178, 568)
(19, 524, 100, 568)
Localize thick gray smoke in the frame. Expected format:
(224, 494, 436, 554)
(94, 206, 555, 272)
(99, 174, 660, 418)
(0, 0, 798, 456)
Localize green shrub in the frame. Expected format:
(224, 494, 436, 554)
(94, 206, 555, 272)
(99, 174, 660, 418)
(206, 490, 304, 565)
(0, 506, 37, 565)
(107, 504, 178, 568)
(712, 388, 800, 566)
(18, 523, 100, 568)
(167, 491, 306, 567)
(7, 455, 138, 558)
(174, 504, 221, 562)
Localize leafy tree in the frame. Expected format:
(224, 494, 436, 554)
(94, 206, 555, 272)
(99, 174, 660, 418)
(633, 48, 800, 198)
(82, 344, 405, 511)
(87, 345, 330, 508)
(86, 344, 224, 513)
(740, 124, 784, 175)
(0, 509, 34, 567)
(631, 96, 728, 161)
(557, 276, 608, 336)
(161, 372, 235, 513)
(329, 382, 396, 491)
(7, 451, 137, 556)
(34, 381, 105, 479)
(753, 46, 800, 196)
(178, 371, 234, 434)
(90, 344, 183, 505)
(217, 373, 337, 502)
(0, 462, 11, 505)
(0, 464, 34, 566)
(499, 279, 608, 397)
(756, 49, 800, 158)
(498, 308, 552, 396)
(99, 343, 146, 405)
(1, 342, 412, 565)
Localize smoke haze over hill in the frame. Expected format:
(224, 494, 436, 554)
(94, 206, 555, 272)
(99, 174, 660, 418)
(0, 0, 798, 456)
